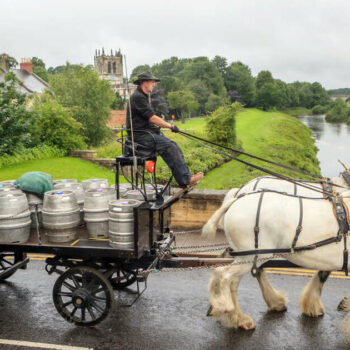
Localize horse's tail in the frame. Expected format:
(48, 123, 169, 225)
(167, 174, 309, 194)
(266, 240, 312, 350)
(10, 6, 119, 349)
(218, 188, 239, 230)
(202, 194, 238, 240)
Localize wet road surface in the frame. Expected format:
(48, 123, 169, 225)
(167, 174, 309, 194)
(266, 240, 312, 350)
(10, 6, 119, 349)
(1, 259, 350, 350)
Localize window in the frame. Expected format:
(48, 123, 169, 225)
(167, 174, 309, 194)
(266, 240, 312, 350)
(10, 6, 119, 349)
(108, 62, 111, 73)
(113, 62, 116, 73)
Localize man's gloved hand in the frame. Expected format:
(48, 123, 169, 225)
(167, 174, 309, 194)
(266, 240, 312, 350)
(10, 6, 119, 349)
(171, 125, 180, 133)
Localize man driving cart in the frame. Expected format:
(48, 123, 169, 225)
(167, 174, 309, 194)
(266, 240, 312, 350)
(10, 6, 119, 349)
(126, 71, 203, 188)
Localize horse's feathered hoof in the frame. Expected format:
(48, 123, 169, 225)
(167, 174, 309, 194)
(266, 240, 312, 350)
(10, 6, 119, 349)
(207, 305, 214, 316)
(238, 314, 255, 330)
(338, 297, 348, 312)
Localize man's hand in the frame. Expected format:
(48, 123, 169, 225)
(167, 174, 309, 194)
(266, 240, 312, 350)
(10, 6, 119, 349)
(171, 125, 180, 133)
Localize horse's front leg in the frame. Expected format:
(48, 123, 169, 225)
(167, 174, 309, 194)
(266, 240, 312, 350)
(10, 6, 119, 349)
(299, 271, 330, 317)
(256, 268, 288, 312)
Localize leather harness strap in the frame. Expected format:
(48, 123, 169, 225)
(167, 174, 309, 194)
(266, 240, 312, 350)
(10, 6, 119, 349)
(291, 197, 303, 250)
(253, 178, 262, 191)
(251, 191, 265, 276)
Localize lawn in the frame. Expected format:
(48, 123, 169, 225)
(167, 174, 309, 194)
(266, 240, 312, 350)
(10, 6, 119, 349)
(0, 157, 117, 184)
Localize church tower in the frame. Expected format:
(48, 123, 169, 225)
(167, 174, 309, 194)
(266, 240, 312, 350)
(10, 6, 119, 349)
(94, 48, 130, 98)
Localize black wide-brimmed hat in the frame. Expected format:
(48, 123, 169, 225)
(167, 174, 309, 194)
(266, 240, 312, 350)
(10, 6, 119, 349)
(133, 71, 160, 85)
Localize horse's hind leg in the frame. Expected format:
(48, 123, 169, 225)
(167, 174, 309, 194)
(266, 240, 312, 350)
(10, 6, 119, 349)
(208, 263, 255, 330)
(299, 271, 330, 317)
(256, 268, 288, 312)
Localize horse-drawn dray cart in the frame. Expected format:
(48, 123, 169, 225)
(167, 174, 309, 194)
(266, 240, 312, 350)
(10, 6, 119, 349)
(0, 151, 200, 327)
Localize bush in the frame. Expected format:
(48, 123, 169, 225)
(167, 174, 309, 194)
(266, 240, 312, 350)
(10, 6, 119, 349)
(205, 102, 242, 147)
(312, 104, 328, 115)
(0, 145, 65, 168)
(0, 72, 33, 155)
(30, 94, 86, 151)
(325, 99, 348, 122)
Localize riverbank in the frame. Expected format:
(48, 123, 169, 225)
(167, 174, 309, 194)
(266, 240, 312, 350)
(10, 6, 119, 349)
(198, 108, 320, 189)
(0, 109, 320, 189)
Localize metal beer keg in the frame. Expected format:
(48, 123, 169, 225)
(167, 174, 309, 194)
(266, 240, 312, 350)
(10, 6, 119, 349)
(53, 179, 78, 185)
(0, 192, 31, 243)
(54, 183, 85, 226)
(84, 188, 116, 238)
(126, 189, 156, 201)
(0, 180, 16, 189)
(81, 179, 109, 191)
(108, 199, 140, 250)
(42, 190, 80, 243)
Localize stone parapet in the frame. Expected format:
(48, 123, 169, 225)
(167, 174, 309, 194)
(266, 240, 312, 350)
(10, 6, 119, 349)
(170, 188, 227, 229)
(94, 158, 115, 170)
(70, 150, 97, 161)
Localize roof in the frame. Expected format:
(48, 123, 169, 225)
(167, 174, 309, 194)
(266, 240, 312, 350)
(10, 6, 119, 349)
(0, 68, 50, 94)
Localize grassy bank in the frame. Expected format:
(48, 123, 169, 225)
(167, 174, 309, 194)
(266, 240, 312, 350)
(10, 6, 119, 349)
(282, 107, 312, 117)
(198, 109, 320, 189)
(0, 157, 116, 184)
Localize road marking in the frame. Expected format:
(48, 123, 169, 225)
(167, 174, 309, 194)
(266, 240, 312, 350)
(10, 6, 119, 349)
(0, 339, 92, 350)
(266, 270, 350, 279)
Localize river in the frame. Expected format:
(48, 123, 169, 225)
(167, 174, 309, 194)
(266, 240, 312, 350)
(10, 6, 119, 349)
(298, 114, 350, 177)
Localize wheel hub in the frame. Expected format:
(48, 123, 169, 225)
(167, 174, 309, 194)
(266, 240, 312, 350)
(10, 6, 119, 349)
(72, 289, 90, 308)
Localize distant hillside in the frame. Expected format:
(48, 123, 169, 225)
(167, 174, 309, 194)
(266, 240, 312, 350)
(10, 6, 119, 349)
(328, 88, 350, 95)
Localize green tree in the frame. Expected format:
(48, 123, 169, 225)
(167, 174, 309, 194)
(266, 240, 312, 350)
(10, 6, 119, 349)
(0, 53, 18, 68)
(33, 66, 49, 82)
(31, 57, 49, 82)
(255, 70, 274, 90)
(167, 90, 199, 118)
(30, 93, 86, 151)
(111, 92, 125, 110)
(325, 99, 348, 122)
(130, 64, 151, 81)
(157, 76, 183, 94)
(205, 94, 227, 112)
(187, 79, 210, 113)
(0, 72, 32, 154)
(179, 57, 226, 96)
(205, 102, 242, 147)
(211, 55, 228, 76)
(31, 57, 46, 68)
(225, 62, 256, 106)
(255, 82, 282, 110)
(47, 65, 65, 74)
(275, 80, 290, 108)
(50, 64, 115, 146)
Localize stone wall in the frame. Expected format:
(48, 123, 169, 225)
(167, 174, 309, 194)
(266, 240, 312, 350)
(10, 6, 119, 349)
(170, 189, 226, 229)
(107, 110, 126, 127)
(70, 150, 97, 161)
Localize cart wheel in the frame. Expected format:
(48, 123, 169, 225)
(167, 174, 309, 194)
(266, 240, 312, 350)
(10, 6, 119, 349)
(108, 268, 137, 290)
(53, 266, 114, 327)
(0, 253, 16, 282)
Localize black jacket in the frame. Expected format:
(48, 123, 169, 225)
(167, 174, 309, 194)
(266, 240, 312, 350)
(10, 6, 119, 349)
(126, 87, 160, 139)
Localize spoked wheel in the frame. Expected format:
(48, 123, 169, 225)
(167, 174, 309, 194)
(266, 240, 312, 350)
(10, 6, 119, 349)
(0, 253, 16, 282)
(108, 268, 137, 290)
(53, 266, 114, 327)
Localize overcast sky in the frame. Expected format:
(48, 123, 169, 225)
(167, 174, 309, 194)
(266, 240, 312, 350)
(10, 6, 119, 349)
(1, 0, 349, 89)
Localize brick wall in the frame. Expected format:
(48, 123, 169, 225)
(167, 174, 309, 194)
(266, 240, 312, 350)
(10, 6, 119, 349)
(107, 110, 126, 127)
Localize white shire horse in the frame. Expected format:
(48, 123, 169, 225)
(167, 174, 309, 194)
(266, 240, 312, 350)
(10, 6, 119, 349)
(203, 187, 350, 340)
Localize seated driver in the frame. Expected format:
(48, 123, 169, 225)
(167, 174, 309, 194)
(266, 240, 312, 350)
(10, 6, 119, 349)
(126, 71, 203, 188)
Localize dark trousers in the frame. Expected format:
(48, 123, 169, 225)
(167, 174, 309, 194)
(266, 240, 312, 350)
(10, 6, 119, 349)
(135, 133, 192, 187)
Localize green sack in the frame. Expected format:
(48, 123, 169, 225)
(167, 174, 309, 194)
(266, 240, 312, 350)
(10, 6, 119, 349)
(14, 171, 54, 198)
